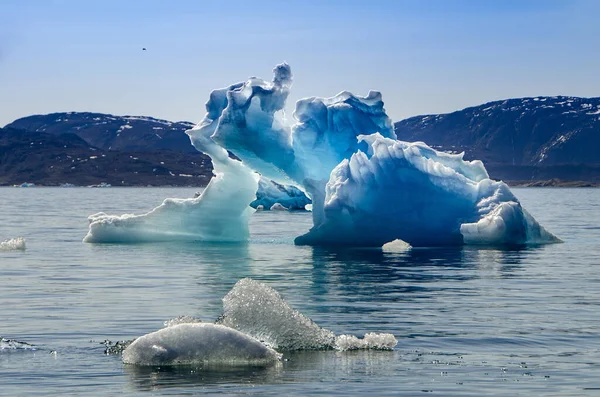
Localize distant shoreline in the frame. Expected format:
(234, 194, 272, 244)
(2, 180, 598, 188)
(506, 180, 600, 188)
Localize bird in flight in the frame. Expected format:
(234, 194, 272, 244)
(142, 48, 147, 51)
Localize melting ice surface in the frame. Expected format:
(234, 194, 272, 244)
(84, 64, 559, 247)
(0, 237, 26, 251)
(122, 279, 397, 366)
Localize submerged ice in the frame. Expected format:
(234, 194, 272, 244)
(84, 63, 559, 247)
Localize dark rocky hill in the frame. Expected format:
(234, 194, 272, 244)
(395, 96, 600, 183)
(0, 127, 212, 186)
(6, 112, 197, 153)
(4, 99, 600, 187)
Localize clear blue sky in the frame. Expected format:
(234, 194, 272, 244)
(1, 0, 599, 126)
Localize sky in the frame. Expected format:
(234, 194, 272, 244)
(1, 0, 599, 126)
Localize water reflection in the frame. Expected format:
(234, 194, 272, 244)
(124, 350, 398, 391)
(124, 363, 283, 391)
(308, 245, 547, 305)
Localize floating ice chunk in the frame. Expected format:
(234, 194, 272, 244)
(0, 337, 36, 350)
(382, 239, 412, 252)
(0, 237, 26, 251)
(83, 77, 260, 243)
(122, 323, 282, 366)
(219, 278, 397, 351)
(219, 278, 336, 350)
(296, 134, 559, 247)
(334, 333, 398, 351)
(84, 63, 559, 247)
(251, 177, 311, 210)
(269, 203, 288, 211)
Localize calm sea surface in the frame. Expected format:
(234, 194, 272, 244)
(0, 187, 599, 396)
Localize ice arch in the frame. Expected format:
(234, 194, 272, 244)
(84, 64, 559, 247)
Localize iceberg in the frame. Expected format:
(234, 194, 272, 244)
(295, 134, 560, 247)
(251, 176, 311, 211)
(84, 63, 559, 247)
(83, 82, 259, 243)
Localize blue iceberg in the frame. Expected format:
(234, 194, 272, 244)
(84, 63, 559, 247)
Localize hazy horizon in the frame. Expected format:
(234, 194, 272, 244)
(2, 0, 600, 127)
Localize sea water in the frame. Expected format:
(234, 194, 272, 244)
(0, 187, 599, 396)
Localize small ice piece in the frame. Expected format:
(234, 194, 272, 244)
(122, 323, 282, 366)
(382, 239, 412, 252)
(334, 333, 398, 351)
(0, 337, 36, 350)
(0, 237, 26, 251)
(269, 203, 288, 211)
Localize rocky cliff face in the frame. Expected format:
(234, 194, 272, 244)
(395, 96, 600, 181)
(395, 96, 600, 166)
(0, 127, 212, 186)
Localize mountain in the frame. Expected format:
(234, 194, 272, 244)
(0, 127, 212, 186)
(394, 96, 600, 183)
(4, 99, 600, 187)
(5, 112, 197, 153)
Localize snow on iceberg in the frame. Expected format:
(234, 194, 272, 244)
(84, 63, 559, 247)
(122, 323, 282, 366)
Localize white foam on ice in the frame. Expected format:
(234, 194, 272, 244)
(0, 237, 26, 251)
(122, 323, 282, 366)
